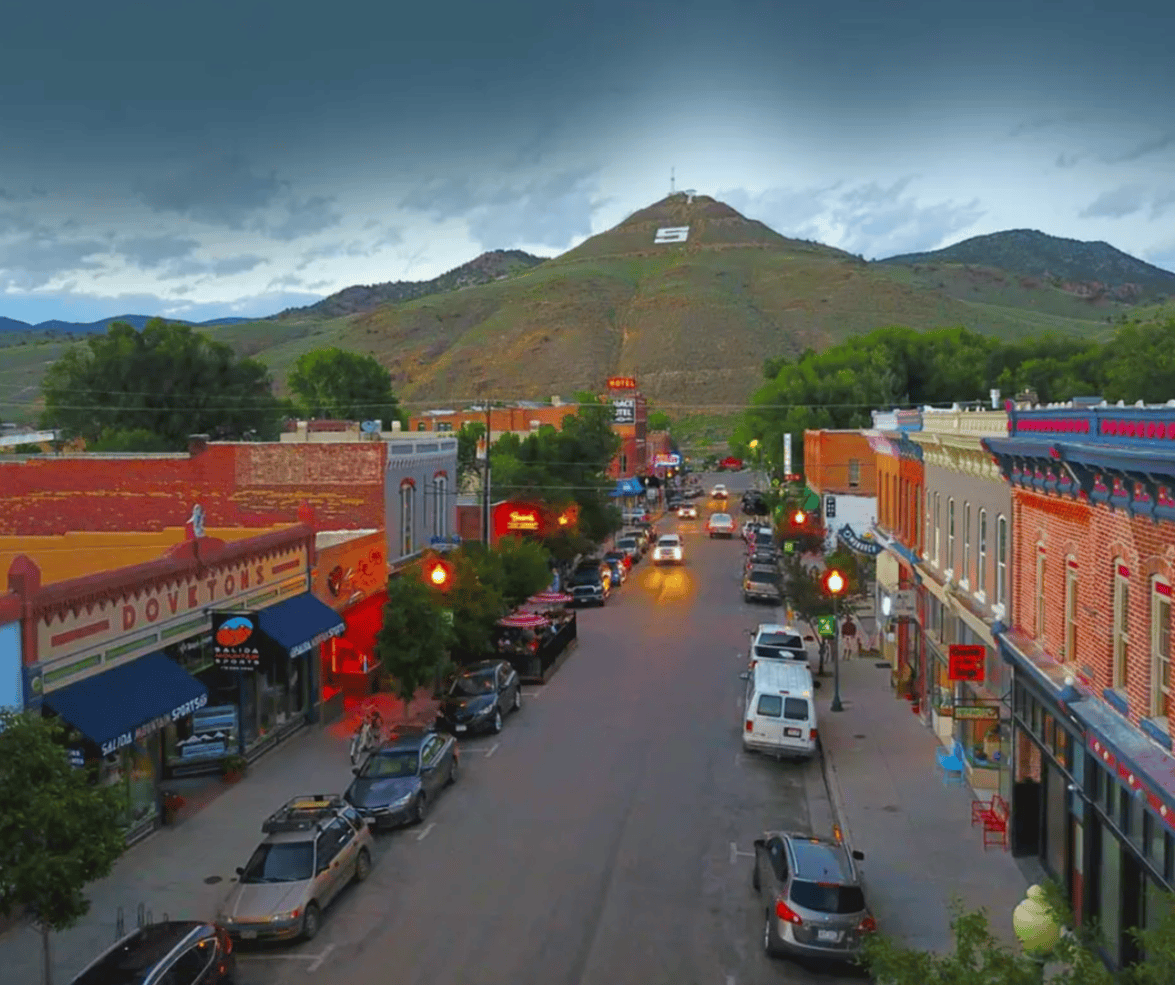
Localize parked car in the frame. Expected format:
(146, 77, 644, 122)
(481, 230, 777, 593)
(707, 512, 736, 538)
(603, 555, 627, 585)
(614, 535, 641, 563)
(748, 623, 811, 662)
(745, 548, 781, 570)
(603, 548, 633, 572)
(676, 504, 698, 519)
(746, 531, 776, 553)
(217, 795, 375, 942)
(71, 921, 235, 985)
(344, 726, 459, 828)
(743, 564, 783, 604)
(435, 660, 521, 736)
(752, 831, 873, 961)
(569, 560, 612, 606)
(711, 483, 729, 499)
(652, 533, 684, 565)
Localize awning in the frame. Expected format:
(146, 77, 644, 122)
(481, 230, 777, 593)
(256, 594, 346, 658)
(610, 478, 643, 497)
(43, 651, 208, 757)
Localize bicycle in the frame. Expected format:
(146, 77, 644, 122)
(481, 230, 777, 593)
(349, 707, 385, 767)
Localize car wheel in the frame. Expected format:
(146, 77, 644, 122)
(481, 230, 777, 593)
(301, 903, 322, 941)
(491, 708, 503, 733)
(412, 792, 428, 825)
(447, 754, 459, 785)
(512, 687, 522, 712)
(354, 847, 372, 883)
(764, 908, 783, 957)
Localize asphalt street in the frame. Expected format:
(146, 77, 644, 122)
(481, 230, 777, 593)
(236, 474, 864, 985)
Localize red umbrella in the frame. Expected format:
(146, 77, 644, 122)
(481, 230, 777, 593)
(498, 612, 551, 628)
(527, 591, 573, 605)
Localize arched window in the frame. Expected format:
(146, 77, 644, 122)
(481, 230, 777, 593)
(1064, 557, 1078, 663)
(1152, 576, 1172, 719)
(1035, 543, 1047, 639)
(1112, 560, 1130, 689)
(977, 510, 988, 598)
(400, 480, 415, 557)
(432, 474, 448, 539)
(996, 514, 1008, 608)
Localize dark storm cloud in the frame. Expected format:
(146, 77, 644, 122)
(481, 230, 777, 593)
(294, 229, 404, 271)
(1008, 112, 1088, 138)
(1079, 186, 1148, 219)
(1105, 132, 1175, 163)
(1150, 192, 1175, 220)
(0, 235, 107, 290)
(1055, 153, 1082, 169)
(154, 254, 268, 281)
(133, 153, 287, 228)
(0, 208, 41, 236)
(116, 234, 201, 269)
(264, 196, 344, 241)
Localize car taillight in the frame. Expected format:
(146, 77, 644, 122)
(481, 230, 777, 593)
(809, 729, 817, 741)
(215, 926, 233, 954)
(745, 720, 753, 732)
(858, 915, 877, 933)
(774, 899, 803, 925)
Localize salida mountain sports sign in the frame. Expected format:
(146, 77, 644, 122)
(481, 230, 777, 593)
(837, 525, 881, 556)
(212, 612, 261, 670)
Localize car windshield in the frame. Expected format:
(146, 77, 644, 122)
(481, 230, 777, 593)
(711, 514, 731, 523)
(360, 750, 420, 778)
(657, 537, 679, 547)
(450, 671, 495, 696)
(747, 570, 781, 584)
(761, 632, 803, 649)
(616, 538, 637, 549)
(241, 841, 314, 883)
(790, 880, 866, 914)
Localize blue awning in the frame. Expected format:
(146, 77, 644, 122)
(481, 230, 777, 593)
(256, 594, 345, 658)
(43, 651, 208, 757)
(610, 478, 643, 497)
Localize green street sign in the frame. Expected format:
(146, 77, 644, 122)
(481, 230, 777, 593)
(816, 615, 836, 638)
(783, 540, 796, 554)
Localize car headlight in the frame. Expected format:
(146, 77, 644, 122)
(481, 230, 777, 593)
(473, 702, 496, 716)
(273, 908, 302, 922)
(388, 792, 413, 808)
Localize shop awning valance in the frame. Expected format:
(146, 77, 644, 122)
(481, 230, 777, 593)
(43, 651, 208, 757)
(256, 593, 346, 658)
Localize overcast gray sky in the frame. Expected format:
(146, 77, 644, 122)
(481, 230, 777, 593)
(2, 0, 1173, 324)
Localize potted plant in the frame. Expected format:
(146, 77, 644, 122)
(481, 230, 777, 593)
(161, 790, 186, 825)
(221, 754, 248, 784)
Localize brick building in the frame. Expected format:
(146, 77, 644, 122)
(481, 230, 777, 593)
(983, 400, 1175, 969)
(803, 429, 877, 552)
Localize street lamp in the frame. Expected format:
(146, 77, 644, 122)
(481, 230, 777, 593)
(1013, 884, 1062, 983)
(824, 568, 846, 712)
(793, 510, 806, 526)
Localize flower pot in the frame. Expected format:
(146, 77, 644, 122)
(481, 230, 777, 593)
(222, 770, 243, 785)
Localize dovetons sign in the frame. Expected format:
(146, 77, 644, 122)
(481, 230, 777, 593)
(654, 227, 689, 244)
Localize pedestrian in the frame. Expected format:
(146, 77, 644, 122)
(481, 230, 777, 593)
(841, 616, 858, 658)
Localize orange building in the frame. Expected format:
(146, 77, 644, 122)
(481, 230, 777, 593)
(803, 429, 878, 552)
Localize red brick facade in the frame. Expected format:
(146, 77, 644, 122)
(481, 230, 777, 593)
(0, 442, 387, 536)
(1013, 489, 1175, 733)
(803, 430, 876, 496)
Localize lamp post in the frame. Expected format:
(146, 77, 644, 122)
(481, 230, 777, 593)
(748, 438, 761, 482)
(1012, 884, 1062, 984)
(824, 569, 846, 712)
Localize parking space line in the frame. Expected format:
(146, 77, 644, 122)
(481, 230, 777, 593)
(729, 841, 755, 864)
(415, 821, 436, 841)
(484, 742, 499, 758)
(527, 687, 542, 698)
(307, 944, 336, 972)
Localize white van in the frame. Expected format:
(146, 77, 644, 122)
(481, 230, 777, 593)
(740, 660, 818, 759)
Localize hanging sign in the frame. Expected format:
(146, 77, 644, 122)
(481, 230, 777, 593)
(948, 643, 986, 682)
(212, 612, 262, 671)
(837, 524, 882, 556)
(607, 377, 637, 390)
(612, 398, 636, 424)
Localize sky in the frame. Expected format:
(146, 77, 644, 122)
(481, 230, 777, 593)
(1, 0, 1174, 325)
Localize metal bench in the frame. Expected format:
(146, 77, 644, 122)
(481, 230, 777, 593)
(935, 739, 965, 786)
(974, 793, 1010, 850)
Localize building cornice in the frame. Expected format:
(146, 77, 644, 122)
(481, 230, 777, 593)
(912, 433, 1002, 482)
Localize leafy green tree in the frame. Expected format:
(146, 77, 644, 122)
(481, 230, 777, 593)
(647, 409, 671, 431)
(40, 319, 286, 449)
(1103, 318, 1175, 404)
(87, 428, 176, 452)
(445, 547, 507, 663)
(0, 710, 127, 985)
(287, 347, 406, 428)
(375, 573, 456, 703)
(493, 536, 554, 609)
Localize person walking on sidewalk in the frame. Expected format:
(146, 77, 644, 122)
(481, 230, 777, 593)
(841, 616, 858, 658)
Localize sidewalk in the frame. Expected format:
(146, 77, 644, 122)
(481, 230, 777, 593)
(816, 654, 1033, 953)
(2, 688, 439, 985)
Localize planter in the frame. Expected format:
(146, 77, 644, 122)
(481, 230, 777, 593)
(161, 793, 186, 825)
(222, 771, 244, 785)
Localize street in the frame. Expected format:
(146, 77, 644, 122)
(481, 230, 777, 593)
(233, 476, 862, 985)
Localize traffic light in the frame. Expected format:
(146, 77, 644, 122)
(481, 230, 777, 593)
(792, 510, 806, 526)
(423, 557, 454, 591)
(823, 569, 846, 596)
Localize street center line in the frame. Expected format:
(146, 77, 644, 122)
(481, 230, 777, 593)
(307, 944, 336, 972)
(729, 841, 737, 865)
(415, 821, 436, 841)
(484, 742, 499, 758)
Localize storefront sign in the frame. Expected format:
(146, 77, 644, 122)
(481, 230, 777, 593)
(67, 747, 85, 769)
(607, 376, 637, 390)
(949, 643, 986, 682)
(313, 533, 388, 611)
(612, 399, 636, 425)
(212, 612, 263, 671)
(101, 692, 208, 756)
(176, 704, 239, 761)
(955, 705, 1000, 720)
(38, 542, 308, 667)
(493, 501, 546, 540)
(825, 495, 837, 519)
(837, 525, 882, 556)
(883, 590, 917, 618)
(506, 510, 540, 531)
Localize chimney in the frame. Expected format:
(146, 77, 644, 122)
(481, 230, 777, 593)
(188, 433, 210, 456)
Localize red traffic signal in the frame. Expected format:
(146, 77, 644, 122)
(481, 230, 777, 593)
(823, 569, 846, 596)
(424, 557, 454, 590)
(792, 510, 806, 526)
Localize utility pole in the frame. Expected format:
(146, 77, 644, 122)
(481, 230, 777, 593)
(481, 392, 492, 545)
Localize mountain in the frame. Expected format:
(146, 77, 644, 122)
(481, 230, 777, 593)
(0, 314, 252, 335)
(273, 249, 548, 320)
(876, 229, 1175, 302)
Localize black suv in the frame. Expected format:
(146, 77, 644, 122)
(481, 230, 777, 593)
(71, 921, 235, 985)
(569, 560, 610, 607)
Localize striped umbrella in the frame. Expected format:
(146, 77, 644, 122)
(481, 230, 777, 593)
(527, 591, 573, 605)
(498, 612, 551, 628)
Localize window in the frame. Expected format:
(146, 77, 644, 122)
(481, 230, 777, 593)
(756, 694, 783, 717)
(1152, 578, 1172, 718)
(977, 509, 988, 596)
(1065, 561, 1078, 663)
(924, 488, 931, 557)
(934, 493, 941, 563)
(996, 515, 1008, 608)
(848, 458, 861, 488)
(400, 481, 415, 557)
(1036, 547, 1047, 639)
(947, 498, 956, 569)
(962, 502, 972, 584)
(620, 452, 627, 474)
(432, 475, 447, 539)
(1113, 562, 1130, 689)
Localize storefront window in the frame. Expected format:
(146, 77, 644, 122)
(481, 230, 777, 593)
(955, 687, 1005, 770)
(930, 646, 954, 715)
(1098, 825, 1122, 961)
(1045, 761, 1067, 880)
(101, 739, 158, 832)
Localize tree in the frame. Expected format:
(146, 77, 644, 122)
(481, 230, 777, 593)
(647, 409, 671, 431)
(87, 427, 176, 452)
(0, 710, 127, 985)
(39, 319, 286, 449)
(375, 573, 456, 703)
(492, 536, 554, 609)
(445, 547, 507, 663)
(456, 421, 486, 487)
(287, 348, 406, 429)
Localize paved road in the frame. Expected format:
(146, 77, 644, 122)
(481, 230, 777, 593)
(238, 474, 862, 985)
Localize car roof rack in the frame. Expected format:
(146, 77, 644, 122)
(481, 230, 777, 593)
(262, 795, 347, 833)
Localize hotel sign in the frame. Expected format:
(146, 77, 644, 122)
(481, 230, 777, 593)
(612, 399, 636, 425)
(607, 377, 637, 390)
(37, 542, 308, 682)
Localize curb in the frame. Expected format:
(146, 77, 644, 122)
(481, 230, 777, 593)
(819, 729, 857, 853)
